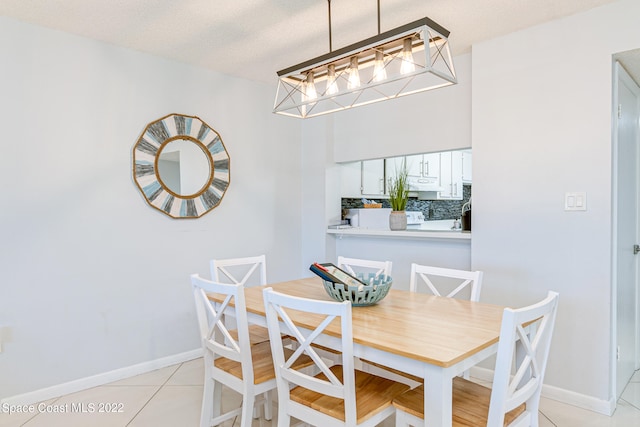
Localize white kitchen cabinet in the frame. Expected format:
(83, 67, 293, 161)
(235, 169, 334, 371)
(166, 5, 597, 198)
(438, 151, 463, 200)
(440, 152, 452, 198)
(462, 150, 472, 183)
(340, 161, 364, 198)
(423, 153, 441, 178)
(340, 150, 469, 199)
(385, 156, 406, 184)
(406, 154, 422, 179)
(451, 151, 463, 199)
(406, 153, 440, 179)
(339, 159, 387, 197)
(361, 159, 386, 195)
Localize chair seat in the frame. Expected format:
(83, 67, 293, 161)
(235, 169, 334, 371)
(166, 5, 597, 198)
(228, 324, 272, 346)
(362, 359, 423, 383)
(291, 365, 410, 423)
(392, 377, 526, 426)
(214, 341, 313, 385)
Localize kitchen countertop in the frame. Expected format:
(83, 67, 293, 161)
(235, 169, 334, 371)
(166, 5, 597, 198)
(326, 223, 471, 240)
(406, 219, 460, 231)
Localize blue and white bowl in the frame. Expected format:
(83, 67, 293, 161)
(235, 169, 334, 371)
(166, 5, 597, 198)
(322, 273, 392, 306)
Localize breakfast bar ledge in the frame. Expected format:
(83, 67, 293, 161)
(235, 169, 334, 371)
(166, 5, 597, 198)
(327, 228, 471, 240)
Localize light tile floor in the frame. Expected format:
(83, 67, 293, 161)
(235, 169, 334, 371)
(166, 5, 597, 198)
(1, 358, 639, 426)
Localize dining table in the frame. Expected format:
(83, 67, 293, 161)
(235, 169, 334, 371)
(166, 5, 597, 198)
(210, 277, 506, 427)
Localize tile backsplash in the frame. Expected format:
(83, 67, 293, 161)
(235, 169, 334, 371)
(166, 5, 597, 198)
(342, 184, 471, 221)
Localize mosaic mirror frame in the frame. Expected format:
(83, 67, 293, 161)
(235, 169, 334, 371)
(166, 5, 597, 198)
(133, 113, 230, 219)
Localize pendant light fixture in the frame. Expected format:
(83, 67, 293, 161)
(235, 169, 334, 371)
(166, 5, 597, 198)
(373, 49, 387, 82)
(273, 0, 457, 119)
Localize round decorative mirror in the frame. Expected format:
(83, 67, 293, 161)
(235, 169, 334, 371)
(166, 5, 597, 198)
(133, 114, 230, 219)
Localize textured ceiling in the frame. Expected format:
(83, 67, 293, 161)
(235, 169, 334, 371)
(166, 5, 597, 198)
(0, 0, 628, 84)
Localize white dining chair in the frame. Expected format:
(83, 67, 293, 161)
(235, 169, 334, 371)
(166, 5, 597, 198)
(191, 274, 272, 427)
(409, 263, 483, 302)
(210, 254, 267, 288)
(364, 263, 484, 384)
(262, 287, 410, 427)
(393, 291, 559, 427)
(191, 274, 312, 427)
(337, 256, 392, 278)
(210, 255, 271, 346)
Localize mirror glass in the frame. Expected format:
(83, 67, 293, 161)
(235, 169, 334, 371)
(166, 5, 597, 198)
(157, 138, 211, 196)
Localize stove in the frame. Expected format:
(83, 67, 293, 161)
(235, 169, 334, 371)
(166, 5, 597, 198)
(405, 211, 425, 225)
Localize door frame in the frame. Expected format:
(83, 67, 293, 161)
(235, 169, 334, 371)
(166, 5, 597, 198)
(611, 59, 640, 401)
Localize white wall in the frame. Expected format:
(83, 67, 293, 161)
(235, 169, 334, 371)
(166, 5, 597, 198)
(0, 17, 302, 399)
(331, 53, 472, 162)
(300, 115, 336, 275)
(471, 0, 640, 410)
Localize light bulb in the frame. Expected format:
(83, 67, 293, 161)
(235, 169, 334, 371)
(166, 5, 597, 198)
(373, 50, 387, 82)
(304, 72, 317, 100)
(347, 56, 361, 89)
(400, 38, 415, 74)
(326, 64, 339, 95)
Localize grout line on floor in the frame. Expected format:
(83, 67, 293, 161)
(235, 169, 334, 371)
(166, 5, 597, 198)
(162, 362, 185, 386)
(619, 396, 640, 411)
(122, 385, 163, 426)
(16, 395, 65, 427)
(539, 409, 557, 427)
(123, 361, 186, 426)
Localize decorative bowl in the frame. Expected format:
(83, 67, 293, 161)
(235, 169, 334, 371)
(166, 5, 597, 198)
(322, 273, 392, 306)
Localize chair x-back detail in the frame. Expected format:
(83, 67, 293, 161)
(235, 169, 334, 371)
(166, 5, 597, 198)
(337, 256, 392, 279)
(210, 255, 271, 346)
(393, 291, 559, 427)
(210, 255, 267, 288)
(263, 287, 410, 427)
(409, 263, 483, 302)
(192, 274, 277, 427)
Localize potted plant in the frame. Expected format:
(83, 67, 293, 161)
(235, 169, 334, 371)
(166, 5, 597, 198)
(388, 162, 409, 230)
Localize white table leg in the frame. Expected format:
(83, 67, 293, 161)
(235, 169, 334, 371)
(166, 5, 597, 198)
(423, 366, 453, 427)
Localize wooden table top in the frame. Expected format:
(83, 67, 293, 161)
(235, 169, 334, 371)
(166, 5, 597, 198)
(235, 277, 506, 368)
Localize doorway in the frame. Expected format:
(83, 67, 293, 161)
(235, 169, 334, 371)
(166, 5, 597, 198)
(613, 59, 640, 399)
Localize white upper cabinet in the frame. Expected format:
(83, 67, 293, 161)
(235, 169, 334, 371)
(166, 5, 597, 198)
(406, 154, 422, 178)
(423, 153, 441, 179)
(462, 150, 472, 183)
(340, 161, 364, 198)
(340, 159, 386, 197)
(406, 153, 440, 179)
(404, 153, 441, 194)
(361, 159, 386, 196)
(339, 150, 469, 200)
(438, 151, 463, 200)
(385, 156, 407, 185)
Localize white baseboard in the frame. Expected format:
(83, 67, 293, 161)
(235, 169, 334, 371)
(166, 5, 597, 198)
(3, 352, 616, 418)
(1, 348, 203, 406)
(469, 366, 615, 416)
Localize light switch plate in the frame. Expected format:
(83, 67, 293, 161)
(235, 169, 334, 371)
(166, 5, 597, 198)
(565, 192, 587, 211)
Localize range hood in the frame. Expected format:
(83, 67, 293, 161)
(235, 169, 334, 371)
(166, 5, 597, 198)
(407, 177, 444, 192)
(407, 177, 444, 200)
